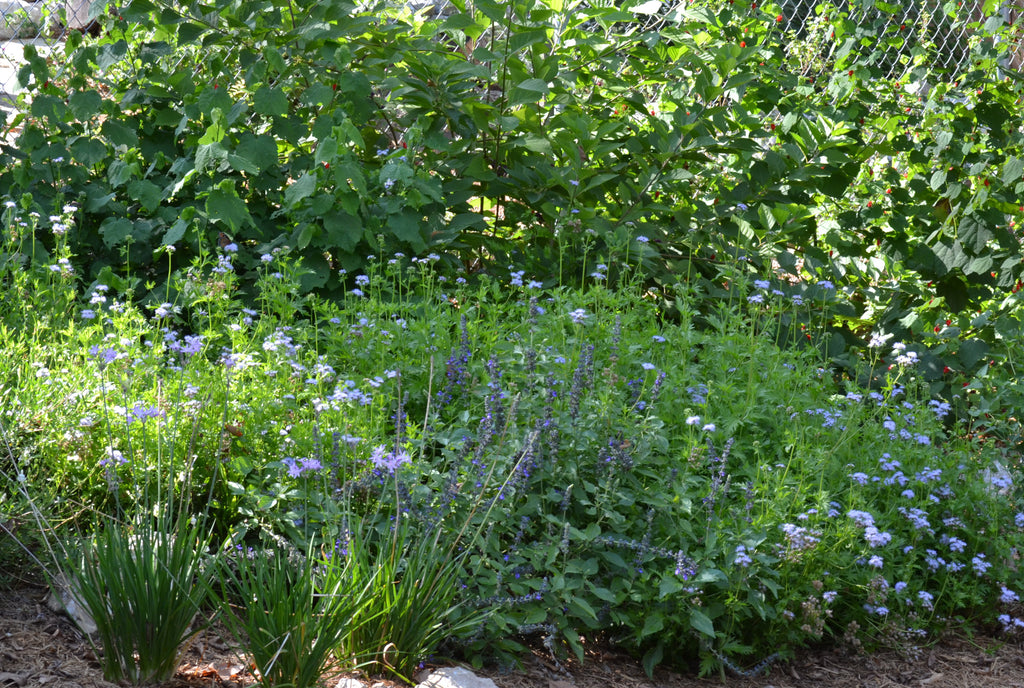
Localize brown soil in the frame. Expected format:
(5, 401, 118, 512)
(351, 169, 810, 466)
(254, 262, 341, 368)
(2, 584, 1023, 688)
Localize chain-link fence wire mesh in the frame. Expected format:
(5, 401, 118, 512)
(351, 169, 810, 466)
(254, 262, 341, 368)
(1, 0, 1021, 105)
(0, 0, 94, 105)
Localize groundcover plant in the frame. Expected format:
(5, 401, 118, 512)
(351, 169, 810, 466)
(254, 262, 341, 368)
(0, 229, 1022, 679)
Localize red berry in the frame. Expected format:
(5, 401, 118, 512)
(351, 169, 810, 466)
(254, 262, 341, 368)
(776, 14, 783, 22)
(740, 41, 746, 47)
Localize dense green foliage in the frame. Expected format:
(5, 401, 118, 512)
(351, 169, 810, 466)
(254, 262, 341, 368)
(4, 0, 1024, 680)
(5, 0, 1024, 415)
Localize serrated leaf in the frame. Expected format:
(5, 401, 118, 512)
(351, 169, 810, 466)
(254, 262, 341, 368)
(195, 141, 227, 173)
(284, 172, 317, 207)
(68, 90, 101, 120)
(641, 611, 664, 638)
(1002, 156, 1023, 185)
(206, 188, 252, 233)
(99, 217, 133, 248)
(127, 179, 162, 212)
(254, 85, 289, 117)
(236, 134, 278, 172)
(959, 338, 989, 368)
(323, 210, 362, 252)
(227, 153, 262, 175)
(386, 210, 427, 253)
(314, 137, 338, 166)
(163, 218, 188, 246)
(689, 608, 715, 637)
(641, 643, 663, 677)
(659, 575, 684, 598)
(101, 119, 138, 148)
(70, 137, 108, 167)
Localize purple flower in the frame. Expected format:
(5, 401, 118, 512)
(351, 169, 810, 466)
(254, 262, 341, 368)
(370, 445, 411, 473)
(129, 404, 164, 424)
(864, 526, 891, 548)
(847, 510, 875, 528)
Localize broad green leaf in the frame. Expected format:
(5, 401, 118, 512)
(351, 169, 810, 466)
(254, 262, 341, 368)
(640, 611, 664, 638)
(641, 643, 663, 678)
(689, 608, 715, 637)
(509, 78, 549, 106)
(227, 153, 262, 175)
(70, 137, 108, 167)
(386, 210, 427, 253)
(508, 29, 550, 53)
(323, 210, 362, 252)
(195, 142, 227, 172)
(99, 217, 133, 248)
(162, 218, 188, 246)
(314, 137, 338, 166)
(659, 575, 684, 598)
(107, 160, 134, 188)
(127, 180, 163, 212)
(101, 120, 138, 149)
(284, 172, 317, 207)
(68, 90, 101, 120)
(1002, 156, 1023, 185)
(568, 598, 598, 624)
(959, 338, 990, 368)
(254, 86, 289, 117)
(97, 40, 128, 70)
(206, 187, 253, 233)
(198, 109, 227, 145)
(236, 134, 279, 172)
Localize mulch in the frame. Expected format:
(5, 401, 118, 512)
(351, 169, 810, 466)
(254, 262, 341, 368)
(1, 584, 1023, 688)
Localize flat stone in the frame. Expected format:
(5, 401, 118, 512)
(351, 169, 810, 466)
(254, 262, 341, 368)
(414, 667, 498, 688)
(335, 678, 364, 688)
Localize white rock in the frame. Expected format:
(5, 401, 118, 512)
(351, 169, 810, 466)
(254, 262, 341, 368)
(415, 667, 498, 688)
(63, 0, 94, 30)
(336, 678, 364, 688)
(0, 1, 43, 40)
(46, 571, 98, 636)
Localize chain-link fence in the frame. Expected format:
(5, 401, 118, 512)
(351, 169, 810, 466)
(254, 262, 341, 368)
(0, 0, 92, 109)
(0, 0, 1018, 109)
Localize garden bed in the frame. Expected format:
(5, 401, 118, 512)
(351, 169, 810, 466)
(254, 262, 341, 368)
(2, 584, 1023, 688)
